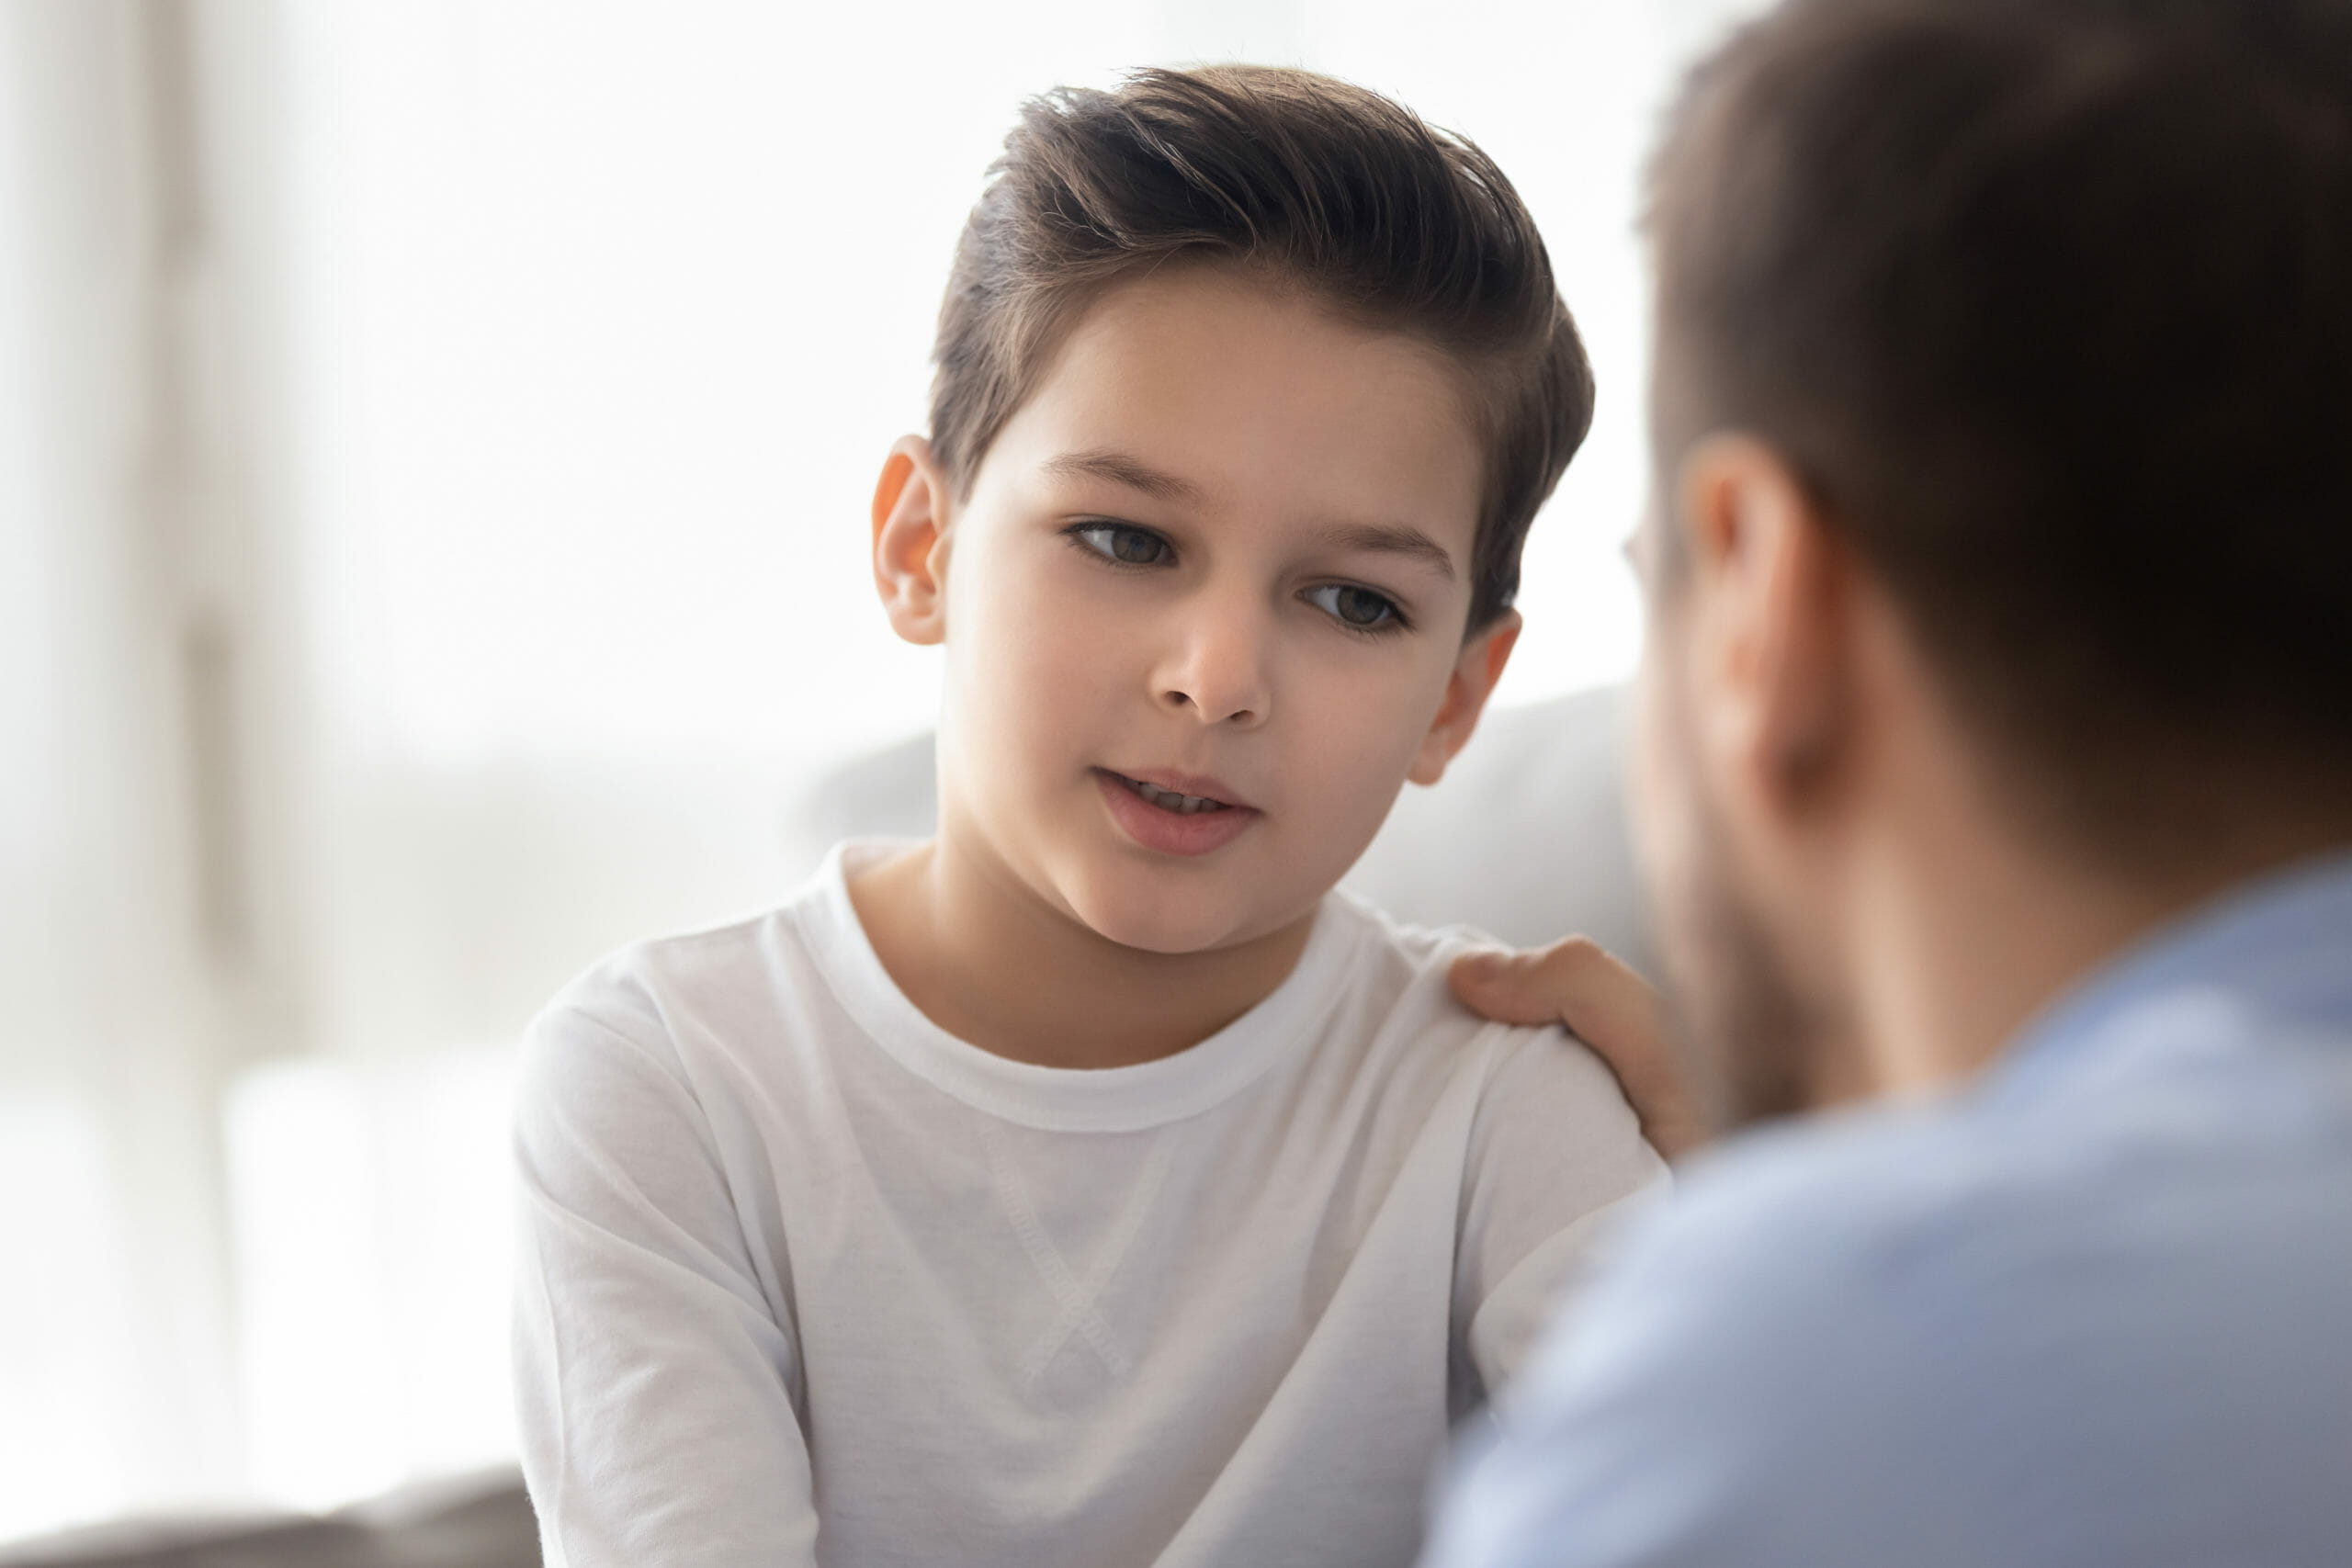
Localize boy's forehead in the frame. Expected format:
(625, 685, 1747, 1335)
(1047, 265, 1466, 400)
(992, 267, 1487, 547)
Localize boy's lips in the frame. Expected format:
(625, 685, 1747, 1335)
(1103, 767, 1252, 812)
(1093, 768, 1261, 857)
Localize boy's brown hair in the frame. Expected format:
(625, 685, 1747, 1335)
(931, 65, 1594, 631)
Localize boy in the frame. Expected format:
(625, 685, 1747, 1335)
(513, 66, 1660, 1568)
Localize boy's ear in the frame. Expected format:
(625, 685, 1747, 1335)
(1408, 609, 1521, 786)
(871, 434, 955, 647)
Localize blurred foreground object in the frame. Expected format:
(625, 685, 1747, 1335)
(1429, 0, 2352, 1560)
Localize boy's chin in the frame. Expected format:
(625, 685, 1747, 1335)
(1061, 872, 1299, 958)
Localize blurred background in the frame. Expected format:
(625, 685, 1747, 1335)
(0, 0, 1765, 1551)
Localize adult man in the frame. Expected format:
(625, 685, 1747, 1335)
(1431, 0, 2352, 1562)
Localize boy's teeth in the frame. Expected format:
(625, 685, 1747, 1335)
(1124, 775, 1226, 814)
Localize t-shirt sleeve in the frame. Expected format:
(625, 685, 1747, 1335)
(1453, 1024, 1669, 1399)
(512, 986, 819, 1568)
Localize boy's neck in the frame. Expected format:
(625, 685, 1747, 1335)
(846, 835, 1317, 1070)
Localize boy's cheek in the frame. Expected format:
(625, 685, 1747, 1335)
(951, 588, 1147, 782)
(948, 544, 1111, 684)
(1278, 658, 1453, 841)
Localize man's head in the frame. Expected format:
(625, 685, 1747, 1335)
(1631, 0, 2352, 1127)
(870, 67, 1592, 954)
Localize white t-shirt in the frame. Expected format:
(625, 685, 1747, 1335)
(513, 841, 1664, 1568)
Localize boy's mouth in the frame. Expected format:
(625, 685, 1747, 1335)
(1091, 768, 1261, 857)
(1102, 770, 1239, 816)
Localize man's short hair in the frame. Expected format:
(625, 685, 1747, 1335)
(1650, 0, 2352, 852)
(933, 65, 1595, 631)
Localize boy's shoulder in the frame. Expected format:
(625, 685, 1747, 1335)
(1298, 886, 1504, 1059)
(1322, 882, 1510, 1018)
(517, 859, 842, 1082)
(1317, 887, 1532, 1037)
(1316, 889, 1645, 1129)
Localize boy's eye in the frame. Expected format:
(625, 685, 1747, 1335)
(1305, 583, 1403, 631)
(1072, 524, 1171, 566)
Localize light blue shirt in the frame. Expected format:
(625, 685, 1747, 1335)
(1425, 850, 2352, 1568)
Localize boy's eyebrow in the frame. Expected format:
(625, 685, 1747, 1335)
(1042, 449, 1209, 505)
(1309, 521, 1457, 581)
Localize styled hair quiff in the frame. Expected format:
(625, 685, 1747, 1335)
(930, 65, 1595, 630)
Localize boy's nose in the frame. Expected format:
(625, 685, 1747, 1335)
(1155, 604, 1273, 728)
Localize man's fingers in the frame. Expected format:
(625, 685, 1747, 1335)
(1450, 938, 1708, 1160)
(1448, 942, 1600, 1026)
(1450, 938, 1652, 1037)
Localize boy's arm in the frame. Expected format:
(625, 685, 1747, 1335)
(1453, 1021, 1668, 1397)
(513, 999, 818, 1568)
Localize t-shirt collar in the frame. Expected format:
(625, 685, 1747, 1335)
(799, 839, 1368, 1133)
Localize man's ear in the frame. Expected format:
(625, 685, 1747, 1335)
(1672, 434, 1854, 818)
(872, 434, 955, 647)
(1408, 609, 1522, 786)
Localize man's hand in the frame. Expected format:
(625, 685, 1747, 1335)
(1451, 940, 1707, 1160)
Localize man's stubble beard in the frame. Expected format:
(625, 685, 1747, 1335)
(1650, 700, 1829, 1135)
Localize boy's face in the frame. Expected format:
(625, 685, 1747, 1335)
(873, 265, 1517, 955)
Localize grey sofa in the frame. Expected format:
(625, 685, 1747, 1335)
(0, 1470, 536, 1568)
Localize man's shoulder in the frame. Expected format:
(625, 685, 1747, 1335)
(1480, 1084, 2352, 1566)
(1636, 1020, 2352, 1325)
(1643, 1099, 1997, 1257)
(1585, 1093, 2143, 1344)
(1491, 1097, 2143, 1489)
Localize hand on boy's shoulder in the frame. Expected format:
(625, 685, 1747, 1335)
(1451, 939, 1708, 1161)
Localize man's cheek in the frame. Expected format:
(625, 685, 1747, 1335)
(1627, 661, 1683, 886)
